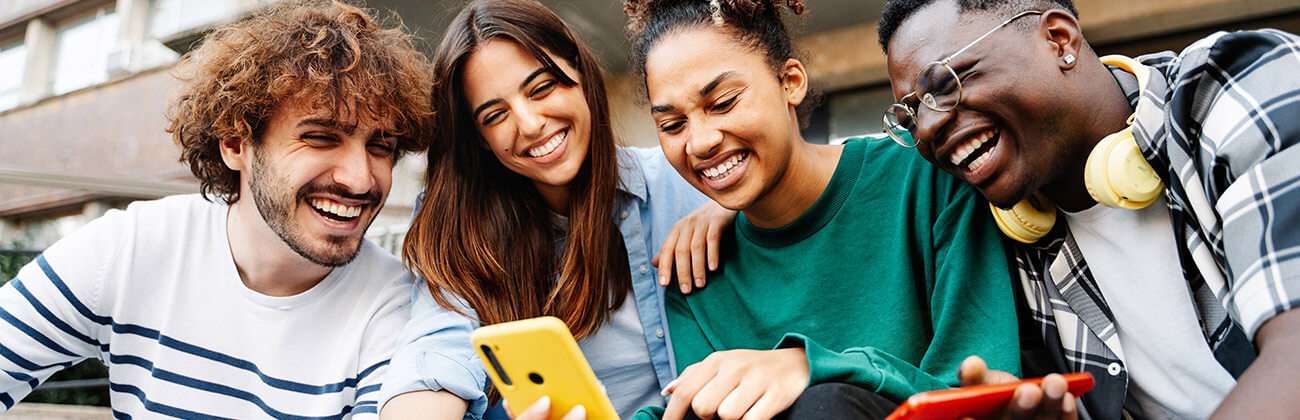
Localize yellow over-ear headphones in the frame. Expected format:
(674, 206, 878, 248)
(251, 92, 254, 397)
(990, 55, 1165, 244)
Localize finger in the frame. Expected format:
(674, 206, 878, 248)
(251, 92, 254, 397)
(1033, 375, 1068, 420)
(741, 391, 789, 420)
(662, 377, 681, 396)
(706, 221, 722, 272)
(1003, 384, 1043, 420)
(675, 228, 694, 294)
(664, 367, 715, 420)
(1061, 393, 1078, 420)
(656, 227, 679, 287)
(690, 223, 708, 288)
(561, 405, 587, 420)
(959, 356, 988, 386)
(716, 379, 765, 420)
(690, 370, 742, 419)
(516, 396, 551, 420)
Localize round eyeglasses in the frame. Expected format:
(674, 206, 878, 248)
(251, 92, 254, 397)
(882, 10, 1046, 148)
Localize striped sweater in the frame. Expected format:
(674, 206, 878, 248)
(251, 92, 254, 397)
(0, 195, 413, 419)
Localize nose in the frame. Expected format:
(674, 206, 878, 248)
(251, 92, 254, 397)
(685, 119, 723, 159)
(912, 105, 956, 158)
(514, 102, 547, 143)
(333, 142, 376, 195)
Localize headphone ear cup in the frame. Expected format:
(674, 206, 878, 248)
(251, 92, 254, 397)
(989, 194, 1057, 244)
(1085, 128, 1163, 209)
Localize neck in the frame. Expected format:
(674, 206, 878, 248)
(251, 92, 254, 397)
(535, 182, 571, 213)
(226, 198, 331, 297)
(1045, 63, 1136, 213)
(745, 135, 842, 229)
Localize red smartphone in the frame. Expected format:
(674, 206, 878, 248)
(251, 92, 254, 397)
(886, 373, 1094, 420)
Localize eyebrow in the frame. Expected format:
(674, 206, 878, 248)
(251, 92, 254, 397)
(298, 117, 396, 139)
(298, 118, 355, 135)
(471, 67, 553, 121)
(650, 71, 738, 115)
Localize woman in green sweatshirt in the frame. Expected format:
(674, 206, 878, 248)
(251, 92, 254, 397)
(621, 0, 1021, 419)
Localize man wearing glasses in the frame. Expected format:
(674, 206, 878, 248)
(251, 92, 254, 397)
(879, 0, 1300, 419)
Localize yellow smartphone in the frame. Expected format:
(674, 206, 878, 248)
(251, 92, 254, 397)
(472, 316, 618, 420)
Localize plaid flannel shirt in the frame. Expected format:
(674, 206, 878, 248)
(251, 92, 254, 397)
(1013, 29, 1300, 420)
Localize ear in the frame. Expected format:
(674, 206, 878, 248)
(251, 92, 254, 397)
(219, 137, 250, 172)
(780, 58, 809, 108)
(1040, 10, 1085, 71)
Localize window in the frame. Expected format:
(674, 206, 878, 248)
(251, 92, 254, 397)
(149, 0, 236, 39)
(51, 6, 119, 95)
(0, 41, 25, 111)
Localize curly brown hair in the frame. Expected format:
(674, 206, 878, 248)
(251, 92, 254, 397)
(167, 0, 434, 203)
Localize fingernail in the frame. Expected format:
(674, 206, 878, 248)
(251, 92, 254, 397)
(1063, 394, 1075, 413)
(694, 277, 703, 287)
(680, 284, 689, 294)
(566, 404, 587, 420)
(662, 379, 679, 396)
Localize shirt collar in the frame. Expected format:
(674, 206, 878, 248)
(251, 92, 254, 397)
(615, 147, 649, 202)
(1107, 54, 1173, 158)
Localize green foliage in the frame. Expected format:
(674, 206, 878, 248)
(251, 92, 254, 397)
(0, 250, 37, 285)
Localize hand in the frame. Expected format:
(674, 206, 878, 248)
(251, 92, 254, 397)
(958, 356, 1078, 420)
(507, 396, 587, 420)
(661, 348, 809, 420)
(652, 201, 736, 294)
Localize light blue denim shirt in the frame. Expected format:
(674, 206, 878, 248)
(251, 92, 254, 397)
(378, 147, 710, 419)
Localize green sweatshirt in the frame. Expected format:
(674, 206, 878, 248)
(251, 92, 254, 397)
(636, 137, 1020, 419)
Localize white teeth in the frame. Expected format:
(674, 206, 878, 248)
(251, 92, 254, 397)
(310, 198, 362, 219)
(701, 153, 746, 180)
(949, 130, 998, 167)
(527, 130, 567, 158)
(967, 149, 995, 172)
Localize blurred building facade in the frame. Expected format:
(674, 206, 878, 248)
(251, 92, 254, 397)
(2, 0, 1299, 254)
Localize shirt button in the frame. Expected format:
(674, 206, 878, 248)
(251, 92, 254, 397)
(620, 210, 630, 219)
(639, 264, 648, 273)
(1107, 363, 1123, 376)
(655, 328, 664, 338)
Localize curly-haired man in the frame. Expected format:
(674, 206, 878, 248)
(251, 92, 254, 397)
(0, 1, 433, 417)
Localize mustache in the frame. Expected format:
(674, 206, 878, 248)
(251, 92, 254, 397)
(296, 183, 382, 206)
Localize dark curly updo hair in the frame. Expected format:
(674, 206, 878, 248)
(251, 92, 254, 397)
(623, 0, 818, 126)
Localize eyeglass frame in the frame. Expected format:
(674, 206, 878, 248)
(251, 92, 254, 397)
(882, 10, 1047, 148)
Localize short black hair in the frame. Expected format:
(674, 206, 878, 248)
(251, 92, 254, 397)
(878, 0, 1078, 53)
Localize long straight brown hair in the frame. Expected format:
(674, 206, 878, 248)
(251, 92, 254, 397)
(404, 0, 629, 339)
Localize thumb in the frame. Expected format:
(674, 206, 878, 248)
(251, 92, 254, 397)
(959, 356, 988, 386)
(562, 405, 587, 420)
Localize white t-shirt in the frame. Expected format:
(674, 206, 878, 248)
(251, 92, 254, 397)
(0, 194, 413, 418)
(1064, 198, 1236, 419)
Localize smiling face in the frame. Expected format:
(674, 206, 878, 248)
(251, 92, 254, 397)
(645, 26, 805, 211)
(241, 99, 396, 266)
(461, 39, 591, 197)
(885, 1, 1086, 208)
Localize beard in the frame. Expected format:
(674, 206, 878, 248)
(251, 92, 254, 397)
(247, 149, 372, 267)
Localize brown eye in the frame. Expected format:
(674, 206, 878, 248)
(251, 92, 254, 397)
(711, 95, 739, 113)
(481, 110, 506, 126)
(529, 80, 557, 98)
(659, 120, 685, 134)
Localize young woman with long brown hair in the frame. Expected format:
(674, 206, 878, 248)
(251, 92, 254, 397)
(376, 0, 732, 419)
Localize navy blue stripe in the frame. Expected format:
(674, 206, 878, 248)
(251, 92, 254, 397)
(109, 381, 231, 419)
(0, 342, 73, 372)
(355, 383, 381, 398)
(10, 279, 100, 347)
(4, 368, 41, 389)
(356, 360, 388, 384)
(110, 353, 359, 420)
(36, 256, 111, 325)
(1, 391, 13, 410)
(38, 256, 377, 396)
(0, 306, 81, 358)
(112, 409, 133, 420)
(353, 404, 377, 415)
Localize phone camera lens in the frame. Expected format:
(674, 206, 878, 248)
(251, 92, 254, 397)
(528, 372, 544, 385)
